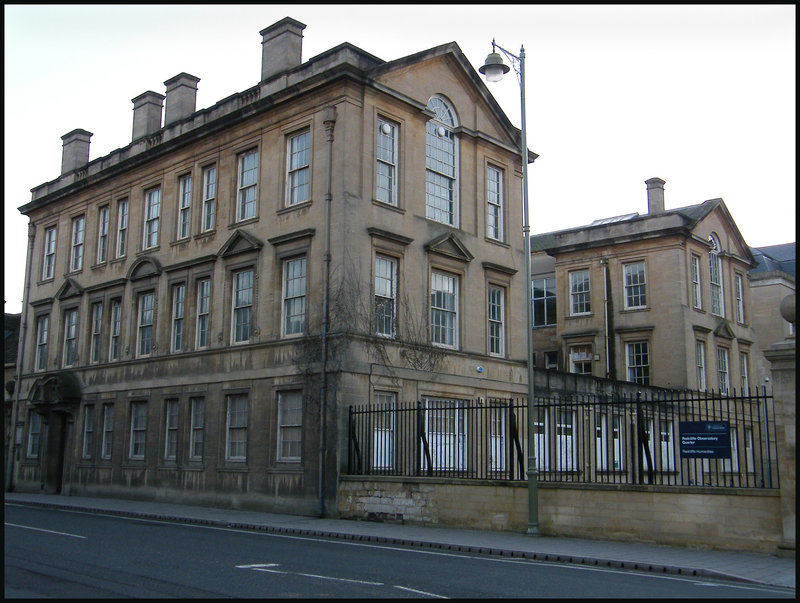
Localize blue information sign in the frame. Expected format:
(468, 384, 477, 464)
(679, 421, 731, 459)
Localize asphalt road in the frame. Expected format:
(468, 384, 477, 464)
(4, 505, 793, 598)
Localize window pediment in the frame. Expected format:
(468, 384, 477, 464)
(55, 278, 83, 300)
(713, 319, 736, 340)
(127, 257, 162, 281)
(424, 233, 473, 263)
(218, 229, 264, 258)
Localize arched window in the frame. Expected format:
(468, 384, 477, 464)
(425, 96, 458, 226)
(708, 234, 724, 317)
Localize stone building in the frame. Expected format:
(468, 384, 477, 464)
(748, 243, 795, 382)
(530, 177, 763, 392)
(8, 18, 533, 513)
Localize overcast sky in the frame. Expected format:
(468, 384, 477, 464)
(4, 4, 795, 314)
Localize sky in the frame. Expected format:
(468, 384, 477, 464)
(4, 4, 796, 314)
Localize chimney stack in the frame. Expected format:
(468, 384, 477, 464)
(61, 129, 92, 174)
(164, 73, 200, 126)
(131, 91, 165, 140)
(645, 177, 666, 214)
(260, 17, 306, 82)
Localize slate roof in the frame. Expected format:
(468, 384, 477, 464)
(749, 243, 796, 278)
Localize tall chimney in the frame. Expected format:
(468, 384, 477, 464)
(164, 73, 200, 126)
(61, 129, 92, 174)
(131, 91, 165, 140)
(260, 17, 306, 82)
(645, 177, 666, 214)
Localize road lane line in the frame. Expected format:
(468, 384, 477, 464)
(4, 522, 87, 539)
(393, 585, 449, 598)
(237, 563, 384, 586)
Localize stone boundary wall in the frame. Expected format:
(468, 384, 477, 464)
(338, 477, 782, 554)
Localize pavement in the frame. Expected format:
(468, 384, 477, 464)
(4, 492, 795, 592)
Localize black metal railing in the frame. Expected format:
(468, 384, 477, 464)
(347, 388, 779, 489)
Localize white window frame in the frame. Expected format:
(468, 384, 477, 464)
(286, 131, 310, 206)
(533, 276, 556, 327)
(232, 269, 254, 344)
(143, 188, 161, 249)
(486, 165, 504, 241)
(177, 175, 192, 240)
(89, 301, 103, 364)
(425, 96, 459, 227)
(372, 391, 397, 470)
(129, 401, 147, 459)
(717, 346, 730, 394)
(97, 205, 109, 263)
(569, 344, 592, 375)
(63, 308, 78, 367)
(626, 341, 650, 385)
(42, 226, 57, 280)
(569, 269, 591, 315)
(136, 292, 155, 358)
(164, 399, 178, 461)
(35, 315, 49, 371)
(27, 411, 41, 458)
(171, 283, 185, 352)
(488, 285, 505, 357)
(376, 118, 398, 205)
(196, 278, 211, 349)
(237, 150, 258, 221)
(374, 255, 397, 338)
(422, 398, 467, 471)
(101, 404, 114, 460)
(709, 235, 724, 317)
(109, 299, 122, 361)
(430, 270, 458, 349)
(201, 166, 216, 232)
(690, 253, 702, 309)
(70, 215, 85, 272)
(116, 199, 129, 258)
(278, 391, 303, 461)
(696, 341, 707, 391)
(282, 257, 307, 337)
(740, 351, 750, 392)
(82, 405, 95, 459)
(623, 261, 647, 309)
(189, 397, 204, 460)
(734, 273, 745, 324)
(225, 394, 248, 461)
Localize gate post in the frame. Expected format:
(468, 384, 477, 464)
(763, 294, 795, 557)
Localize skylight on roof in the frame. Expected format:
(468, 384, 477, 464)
(590, 212, 639, 225)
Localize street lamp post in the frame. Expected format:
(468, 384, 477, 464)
(480, 39, 539, 535)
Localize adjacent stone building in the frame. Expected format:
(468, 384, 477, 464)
(530, 177, 764, 392)
(9, 18, 533, 514)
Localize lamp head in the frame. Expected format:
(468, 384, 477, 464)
(479, 51, 510, 82)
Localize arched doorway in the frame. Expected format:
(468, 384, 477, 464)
(29, 372, 81, 494)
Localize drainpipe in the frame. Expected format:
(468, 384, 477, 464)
(318, 105, 337, 517)
(601, 258, 610, 379)
(6, 221, 35, 491)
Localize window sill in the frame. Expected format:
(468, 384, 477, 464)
(371, 199, 404, 214)
(621, 306, 649, 313)
(485, 237, 510, 249)
(194, 230, 216, 241)
(229, 216, 259, 228)
(277, 200, 313, 215)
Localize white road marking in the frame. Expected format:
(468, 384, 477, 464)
(4, 522, 87, 539)
(236, 562, 384, 586)
(393, 584, 450, 598)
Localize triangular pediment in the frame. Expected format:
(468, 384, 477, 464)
(218, 229, 264, 258)
(713, 319, 736, 340)
(127, 256, 162, 281)
(424, 233, 473, 263)
(55, 278, 83, 300)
